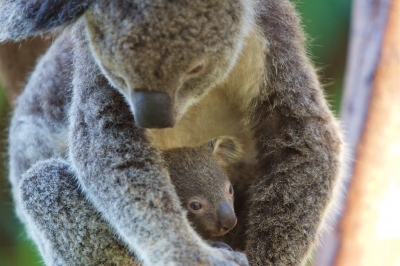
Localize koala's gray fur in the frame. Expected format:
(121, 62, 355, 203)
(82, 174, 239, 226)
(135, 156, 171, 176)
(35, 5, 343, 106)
(2, 0, 343, 265)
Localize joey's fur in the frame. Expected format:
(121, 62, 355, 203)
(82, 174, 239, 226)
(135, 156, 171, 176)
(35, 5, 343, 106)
(165, 137, 242, 239)
(2, 0, 343, 265)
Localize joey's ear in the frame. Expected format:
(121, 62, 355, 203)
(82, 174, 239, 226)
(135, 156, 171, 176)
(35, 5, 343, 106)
(209, 137, 243, 167)
(0, 0, 93, 42)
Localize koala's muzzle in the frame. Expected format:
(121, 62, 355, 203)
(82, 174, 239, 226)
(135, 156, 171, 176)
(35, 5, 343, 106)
(132, 91, 176, 128)
(217, 203, 237, 232)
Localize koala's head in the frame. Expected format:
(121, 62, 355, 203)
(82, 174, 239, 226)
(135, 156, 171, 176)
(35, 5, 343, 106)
(0, 0, 254, 128)
(163, 137, 243, 238)
(84, 0, 255, 128)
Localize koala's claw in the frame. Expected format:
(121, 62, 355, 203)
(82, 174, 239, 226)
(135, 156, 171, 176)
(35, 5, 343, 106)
(209, 241, 234, 251)
(203, 247, 249, 266)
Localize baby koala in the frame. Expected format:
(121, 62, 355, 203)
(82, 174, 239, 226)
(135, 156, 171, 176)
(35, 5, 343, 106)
(163, 137, 242, 240)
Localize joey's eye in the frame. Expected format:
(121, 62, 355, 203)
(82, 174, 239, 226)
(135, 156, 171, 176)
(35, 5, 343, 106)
(229, 185, 234, 195)
(190, 201, 202, 211)
(187, 61, 204, 75)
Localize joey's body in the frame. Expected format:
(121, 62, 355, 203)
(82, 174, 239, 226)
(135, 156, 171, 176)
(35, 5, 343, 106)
(3, 0, 343, 265)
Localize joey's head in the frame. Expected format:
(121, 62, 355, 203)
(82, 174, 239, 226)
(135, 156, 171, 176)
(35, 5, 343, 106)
(163, 137, 243, 238)
(85, 0, 255, 128)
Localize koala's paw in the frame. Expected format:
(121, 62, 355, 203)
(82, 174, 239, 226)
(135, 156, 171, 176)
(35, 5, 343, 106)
(149, 238, 247, 265)
(209, 241, 233, 251)
(198, 247, 248, 266)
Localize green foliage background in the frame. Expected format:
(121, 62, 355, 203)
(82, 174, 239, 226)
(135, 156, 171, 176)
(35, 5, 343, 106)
(0, 1, 351, 265)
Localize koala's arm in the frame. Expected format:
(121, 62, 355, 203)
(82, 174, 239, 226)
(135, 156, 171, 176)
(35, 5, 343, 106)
(19, 159, 138, 265)
(6, 31, 135, 265)
(244, 1, 343, 265)
(68, 25, 247, 266)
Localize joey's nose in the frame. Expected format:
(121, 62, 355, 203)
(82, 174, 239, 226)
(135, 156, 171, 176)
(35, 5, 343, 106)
(217, 203, 237, 232)
(132, 91, 176, 128)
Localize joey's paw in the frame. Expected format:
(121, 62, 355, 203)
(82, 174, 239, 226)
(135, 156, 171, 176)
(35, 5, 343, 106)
(201, 247, 248, 266)
(209, 242, 233, 251)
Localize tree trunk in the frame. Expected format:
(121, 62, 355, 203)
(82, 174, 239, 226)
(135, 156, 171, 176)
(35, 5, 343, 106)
(315, 0, 400, 265)
(334, 0, 400, 265)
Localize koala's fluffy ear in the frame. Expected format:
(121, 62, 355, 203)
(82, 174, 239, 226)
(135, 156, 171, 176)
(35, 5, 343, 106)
(0, 0, 93, 41)
(209, 137, 243, 167)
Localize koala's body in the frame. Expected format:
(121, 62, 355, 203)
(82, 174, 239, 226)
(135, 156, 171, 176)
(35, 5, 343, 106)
(2, 0, 343, 265)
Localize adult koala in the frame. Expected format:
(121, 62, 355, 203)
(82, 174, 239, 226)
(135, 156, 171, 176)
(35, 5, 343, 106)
(1, 0, 343, 265)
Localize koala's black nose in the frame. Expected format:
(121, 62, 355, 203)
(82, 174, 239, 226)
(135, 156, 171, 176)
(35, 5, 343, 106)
(217, 203, 237, 232)
(132, 91, 176, 128)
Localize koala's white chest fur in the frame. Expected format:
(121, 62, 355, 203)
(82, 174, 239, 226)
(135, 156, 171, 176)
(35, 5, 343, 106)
(147, 27, 266, 164)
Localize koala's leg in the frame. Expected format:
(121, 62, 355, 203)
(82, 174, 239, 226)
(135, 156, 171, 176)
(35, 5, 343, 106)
(19, 159, 138, 266)
(241, 1, 344, 265)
